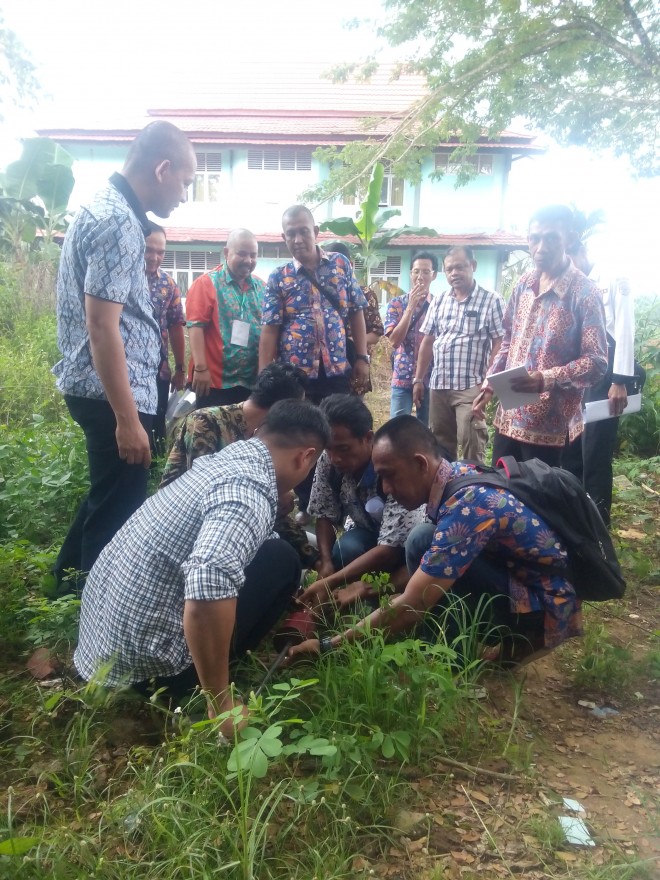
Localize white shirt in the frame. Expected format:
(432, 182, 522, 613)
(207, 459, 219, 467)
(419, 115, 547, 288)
(588, 263, 635, 379)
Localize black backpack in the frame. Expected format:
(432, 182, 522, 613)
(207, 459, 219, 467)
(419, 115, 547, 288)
(441, 456, 626, 602)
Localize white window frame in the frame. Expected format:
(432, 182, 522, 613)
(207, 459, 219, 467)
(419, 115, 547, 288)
(435, 152, 493, 175)
(161, 249, 224, 295)
(247, 148, 312, 171)
(192, 151, 223, 202)
(379, 172, 404, 207)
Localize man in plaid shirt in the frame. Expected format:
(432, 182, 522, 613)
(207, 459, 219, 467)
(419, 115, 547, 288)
(74, 400, 329, 734)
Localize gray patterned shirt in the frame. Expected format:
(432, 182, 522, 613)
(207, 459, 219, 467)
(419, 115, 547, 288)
(308, 451, 425, 547)
(53, 176, 160, 413)
(74, 439, 278, 685)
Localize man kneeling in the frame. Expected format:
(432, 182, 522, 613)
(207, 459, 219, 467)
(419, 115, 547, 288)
(290, 416, 581, 665)
(300, 395, 424, 611)
(74, 400, 329, 731)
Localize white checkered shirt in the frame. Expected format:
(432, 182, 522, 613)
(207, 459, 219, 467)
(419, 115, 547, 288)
(419, 284, 504, 390)
(74, 439, 278, 686)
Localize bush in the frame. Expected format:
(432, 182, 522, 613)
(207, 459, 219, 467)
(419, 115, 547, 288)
(618, 297, 660, 457)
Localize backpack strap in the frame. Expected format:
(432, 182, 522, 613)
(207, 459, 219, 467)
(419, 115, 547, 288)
(493, 455, 521, 478)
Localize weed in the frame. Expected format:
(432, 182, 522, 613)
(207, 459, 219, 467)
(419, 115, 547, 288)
(571, 621, 634, 695)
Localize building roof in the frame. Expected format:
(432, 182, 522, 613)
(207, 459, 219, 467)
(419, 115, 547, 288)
(165, 227, 527, 250)
(37, 62, 541, 153)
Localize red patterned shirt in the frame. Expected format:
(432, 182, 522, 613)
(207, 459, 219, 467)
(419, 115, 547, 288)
(488, 264, 607, 446)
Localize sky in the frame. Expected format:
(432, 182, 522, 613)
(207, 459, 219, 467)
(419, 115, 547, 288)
(2, 0, 659, 295)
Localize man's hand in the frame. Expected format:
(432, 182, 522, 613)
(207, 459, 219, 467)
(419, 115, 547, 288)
(315, 557, 335, 580)
(171, 369, 185, 392)
(352, 358, 370, 389)
(116, 419, 151, 468)
(510, 370, 544, 393)
(191, 367, 211, 396)
(408, 282, 427, 311)
(298, 579, 333, 612)
(286, 638, 320, 663)
(332, 580, 374, 610)
(472, 387, 493, 419)
(608, 382, 628, 416)
(413, 381, 425, 408)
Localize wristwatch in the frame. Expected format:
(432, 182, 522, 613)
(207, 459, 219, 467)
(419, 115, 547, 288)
(354, 354, 370, 364)
(319, 636, 337, 654)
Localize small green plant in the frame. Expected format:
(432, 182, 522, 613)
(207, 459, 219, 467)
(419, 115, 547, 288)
(572, 622, 634, 695)
(21, 593, 80, 656)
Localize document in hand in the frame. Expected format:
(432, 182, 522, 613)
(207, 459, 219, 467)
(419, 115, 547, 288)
(488, 366, 542, 411)
(584, 393, 642, 424)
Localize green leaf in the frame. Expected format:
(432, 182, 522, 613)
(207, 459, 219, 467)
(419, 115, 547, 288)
(374, 207, 402, 226)
(381, 735, 395, 758)
(319, 217, 360, 237)
(0, 837, 40, 856)
(373, 225, 438, 249)
(37, 164, 75, 214)
(354, 162, 384, 241)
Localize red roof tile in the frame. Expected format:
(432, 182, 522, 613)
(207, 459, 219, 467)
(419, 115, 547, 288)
(165, 227, 527, 249)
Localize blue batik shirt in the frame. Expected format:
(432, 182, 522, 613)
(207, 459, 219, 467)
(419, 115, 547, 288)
(53, 174, 161, 414)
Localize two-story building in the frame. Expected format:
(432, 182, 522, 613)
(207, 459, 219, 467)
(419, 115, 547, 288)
(39, 63, 538, 301)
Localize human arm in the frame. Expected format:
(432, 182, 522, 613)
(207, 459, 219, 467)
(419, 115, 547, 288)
(183, 598, 247, 732)
(364, 288, 384, 347)
(85, 295, 151, 467)
(413, 334, 435, 407)
(188, 326, 211, 396)
(387, 285, 426, 349)
(258, 325, 280, 370)
(169, 323, 186, 391)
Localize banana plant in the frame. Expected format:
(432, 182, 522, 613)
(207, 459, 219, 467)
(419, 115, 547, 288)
(319, 162, 437, 284)
(0, 137, 75, 259)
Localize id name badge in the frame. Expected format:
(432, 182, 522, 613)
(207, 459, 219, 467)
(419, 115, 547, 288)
(231, 320, 250, 347)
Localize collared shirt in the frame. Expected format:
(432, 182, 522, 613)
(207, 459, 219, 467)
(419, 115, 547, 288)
(587, 263, 635, 380)
(186, 265, 264, 390)
(308, 450, 424, 547)
(74, 438, 279, 686)
(419, 284, 504, 391)
(489, 264, 607, 446)
(384, 294, 432, 389)
(422, 461, 581, 649)
(262, 248, 367, 379)
(53, 173, 160, 413)
(148, 268, 185, 381)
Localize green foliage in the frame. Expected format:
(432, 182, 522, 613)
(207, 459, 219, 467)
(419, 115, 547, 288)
(618, 297, 660, 457)
(0, 540, 55, 657)
(21, 594, 81, 656)
(572, 621, 634, 695)
(319, 162, 437, 282)
(309, 0, 660, 201)
(0, 13, 39, 122)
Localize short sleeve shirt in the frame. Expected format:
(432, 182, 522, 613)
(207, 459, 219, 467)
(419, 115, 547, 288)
(384, 294, 432, 389)
(308, 450, 424, 547)
(53, 178, 160, 414)
(148, 268, 185, 380)
(262, 249, 367, 378)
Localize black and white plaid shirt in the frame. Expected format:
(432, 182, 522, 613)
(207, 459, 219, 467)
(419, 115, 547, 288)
(419, 284, 504, 390)
(74, 439, 278, 686)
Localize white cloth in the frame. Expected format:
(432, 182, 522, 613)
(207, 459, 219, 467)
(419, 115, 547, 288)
(588, 263, 635, 379)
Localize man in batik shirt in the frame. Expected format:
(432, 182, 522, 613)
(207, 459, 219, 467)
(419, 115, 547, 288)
(474, 205, 607, 466)
(187, 228, 264, 408)
(144, 222, 185, 449)
(289, 417, 582, 667)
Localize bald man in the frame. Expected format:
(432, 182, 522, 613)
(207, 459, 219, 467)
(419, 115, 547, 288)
(53, 121, 196, 590)
(187, 228, 264, 407)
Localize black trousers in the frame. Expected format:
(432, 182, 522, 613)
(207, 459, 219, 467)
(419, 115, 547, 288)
(196, 385, 251, 409)
(152, 376, 171, 452)
(491, 431, 562, 468)
(134, 539, 301, 700)
(295, 369, 351, 512)
(54, 396, 153, 588)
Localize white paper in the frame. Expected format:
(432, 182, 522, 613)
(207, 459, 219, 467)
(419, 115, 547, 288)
(230, 319, 250, 347)
(584, 393, 641, 424)
(558, 816, 595, 846)
(488, 366, 542, 412)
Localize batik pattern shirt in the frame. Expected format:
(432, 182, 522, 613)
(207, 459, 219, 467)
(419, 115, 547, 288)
(159, 403, 318, 566)
(489, 264, 607, 445)
(262, 249, 367, 379)
(384, 294, 432, 389)
(308, 451, 424, 547)
(186, 266, 264, 390)
(53, 176, 160, 413)
(420, 284, 504, 390)
(422, 460, 582, 649)
(148, 268, 185, 382)
(74, 439, 279, 685)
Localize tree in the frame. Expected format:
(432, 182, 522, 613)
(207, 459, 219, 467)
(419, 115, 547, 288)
(308, 0, 660, 204)
(319, 163, 437, 284)
(0, 14, 39, 122)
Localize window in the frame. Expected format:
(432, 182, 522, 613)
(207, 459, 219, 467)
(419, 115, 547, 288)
(354, 255, 402, 288)
(258, 243, 290, 259)
(247, 149, 312, 171)
(161, 249, 223, 295)
(192, 152, 222, 202)
(379, 173, 404, 207)
(435, 153, 493, 175)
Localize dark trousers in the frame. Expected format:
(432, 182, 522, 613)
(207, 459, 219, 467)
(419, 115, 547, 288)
(196, 386, 251, 409)
(405, 523, 543, 650)
(331, 526, 377, 571)
(152, 376, 171, 452)
(295, 369, 351, 512)
(491, 431, 562, 468)
(134, 539, 301, 701)
(54, 396, 153, 588)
